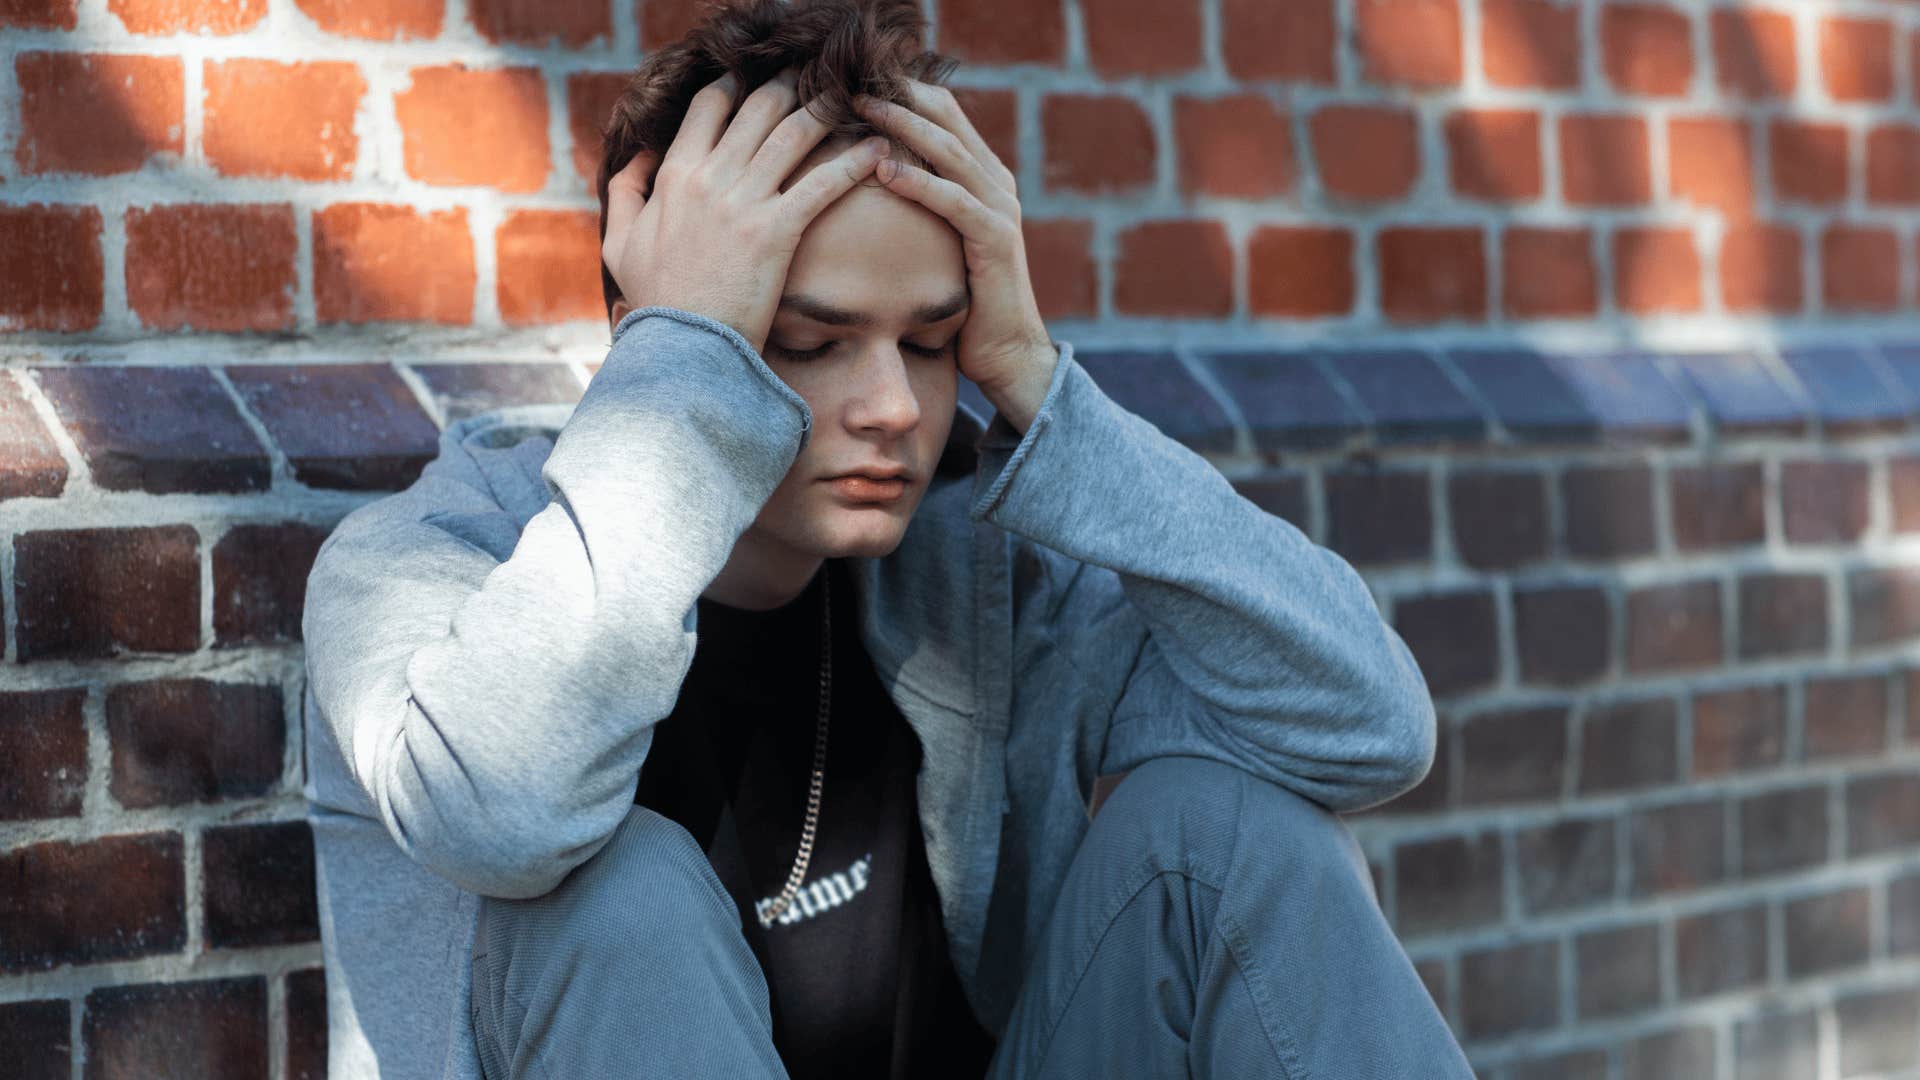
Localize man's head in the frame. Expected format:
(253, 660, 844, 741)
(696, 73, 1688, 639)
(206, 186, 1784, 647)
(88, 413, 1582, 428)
(595, 0, 969, 605)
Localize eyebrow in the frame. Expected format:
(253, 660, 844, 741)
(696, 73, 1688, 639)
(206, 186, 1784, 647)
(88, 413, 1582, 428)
(776, 290, 969, 328)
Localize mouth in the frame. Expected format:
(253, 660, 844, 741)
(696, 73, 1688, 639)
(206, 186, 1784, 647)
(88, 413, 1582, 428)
(823, 474, 913, 502)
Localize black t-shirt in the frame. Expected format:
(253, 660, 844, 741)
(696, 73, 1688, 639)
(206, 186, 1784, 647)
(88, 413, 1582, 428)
(634, 557, 998, 1078)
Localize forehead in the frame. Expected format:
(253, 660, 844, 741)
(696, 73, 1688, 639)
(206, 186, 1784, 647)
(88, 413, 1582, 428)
(779, 143, 967, 321)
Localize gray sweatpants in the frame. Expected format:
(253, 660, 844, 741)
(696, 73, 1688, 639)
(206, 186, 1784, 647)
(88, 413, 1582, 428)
(466, 755, 1474, 1078)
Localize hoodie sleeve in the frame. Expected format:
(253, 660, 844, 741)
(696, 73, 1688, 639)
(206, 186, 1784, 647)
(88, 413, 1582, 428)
(301, 306, 812, 899)
(969, 343, 1437, 813)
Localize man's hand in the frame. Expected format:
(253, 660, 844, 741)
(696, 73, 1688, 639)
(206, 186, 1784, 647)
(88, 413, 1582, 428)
(852, 83, 1059, 432)
(602, 68, 892, 356)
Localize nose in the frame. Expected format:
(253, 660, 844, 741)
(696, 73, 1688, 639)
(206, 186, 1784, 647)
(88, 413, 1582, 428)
(846, 345, 923, 435)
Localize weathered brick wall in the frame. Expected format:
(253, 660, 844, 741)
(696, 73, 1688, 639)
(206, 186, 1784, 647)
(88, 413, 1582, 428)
(3, 0, 1920, 1076)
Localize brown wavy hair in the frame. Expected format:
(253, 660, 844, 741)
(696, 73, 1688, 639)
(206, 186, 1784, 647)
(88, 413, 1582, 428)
(593, 0, 960, 317)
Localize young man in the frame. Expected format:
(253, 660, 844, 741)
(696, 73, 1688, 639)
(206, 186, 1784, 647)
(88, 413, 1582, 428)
(300, 1, 1473, 1076)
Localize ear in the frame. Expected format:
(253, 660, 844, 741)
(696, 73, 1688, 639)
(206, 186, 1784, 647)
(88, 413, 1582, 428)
(609, 298, 633, 333)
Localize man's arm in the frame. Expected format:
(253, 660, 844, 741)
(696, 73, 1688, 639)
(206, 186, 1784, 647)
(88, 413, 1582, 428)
(972, 343, 1436, 813)
(302, 307, 811, 898)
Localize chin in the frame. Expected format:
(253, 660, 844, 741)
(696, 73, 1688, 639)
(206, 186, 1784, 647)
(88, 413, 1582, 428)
(809, 507, 911, 559)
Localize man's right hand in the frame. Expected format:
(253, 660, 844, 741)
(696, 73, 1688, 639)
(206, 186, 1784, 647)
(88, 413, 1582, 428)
(600, 68, 891, 356)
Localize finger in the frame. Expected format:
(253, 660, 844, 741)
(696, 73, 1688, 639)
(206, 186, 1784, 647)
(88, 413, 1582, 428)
(894, 81, 1016, 194)
(854, 94, 1007, 209)
(601, 150, 659, 264)
(776, 136, 890, 229)
(872, 157, 1004, 242)
(659, 73, 738, 175)
(739, 93, 836, 197)
(705, 67, 800, 180)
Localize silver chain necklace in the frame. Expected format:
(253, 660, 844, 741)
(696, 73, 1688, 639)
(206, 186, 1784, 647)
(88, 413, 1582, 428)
(757, 565, 830, 928)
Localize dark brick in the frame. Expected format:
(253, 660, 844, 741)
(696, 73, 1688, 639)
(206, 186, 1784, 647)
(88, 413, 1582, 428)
(1780, 457, 1869, 543)
(1779, 344, 1915, 436)
(1444, 347, 1596, 444)
(1691, 682, 1787, 776)
(32, 366, 268, 494)
(212, 522, 330, 646)
(1669, 460, 1765, 550)
(1738, 572, 1828, 659)
(1676, 902, 1768, 999)
(1579, 695, 1678, 793)
(1517, 817, 1614, 914)
(1229, 473, 1309, 533)
(1804, 671, 1889, 759)
(1510, 1048, 1608, 1080)
(1370, 724, 1449, 814)
(1894, 871, 1920, 956)
(1200, 350, 1365, 451)
(1850, 564, 1920, 648)
(84, 977, 266, 1080)
(202, 821, 319, 949)
(1891, 452, 1920, 533)
(1667, 351, 1810, 436)
(225, 364, 439, 490)
(14, 526, 199, 660)
(1739, 785, 1828, 877)
(1393, 832, 1503, 936)
(1735, 1008, 1818, 1080)
(1320, 347, 1489, 446)
(1393, 589, 1498, 695)
(0, 686, 87, 819)
(1458, 703, 1567, 805)
(0, 833, 184, 972)
(286, 968, 328, 1080)
(1563, 463, 1655, 558)
(1785, 887, 1870, 977)
(1513, 584, 1609, 685)
(1547, 351, 1693, 445)
(1412, 956, 1449, 1023)
(1576, 922, 1659, 1018)
(1909, 667, 1920, 743)
(1837, 987, 1920, 1075)
(0, 999, 70, 1080)
(1625, 578, 1722, 672)
(106, 679, 284, 808)
(0, 375, 69, 500)
(1630, 797, 1726, 895)
(1459, 940, 1559, 1039)
(1077, 350, 1236, 452)
(1848, 773, 1920, 855)
(1623, 1026, 1715, 1079)
(1448, 468, 1549, 568)
(1324, 466, 1431, 566)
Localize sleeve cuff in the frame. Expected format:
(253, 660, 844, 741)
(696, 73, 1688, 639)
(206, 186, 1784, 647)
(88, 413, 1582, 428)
(967, 339, 1077, 522)
(610, 305, 815, 453)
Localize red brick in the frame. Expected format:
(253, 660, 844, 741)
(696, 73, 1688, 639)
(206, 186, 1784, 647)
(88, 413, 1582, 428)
(125, 204, 297, 332)
(1867, 126, 1920, 205)
(109, 0, 264, 34)
(0, 834, 185, 971)
(1022, 219, 1096, 319)
(214, 522, 331, 645)
(1579, 695, 1679, 793)
(395, 64, 548, 192)
(84, 978, 265, 1078)
(1805, 672, 1888, 760)
(1670, 461, 1764, 550)
(1502, 227, 1595, 318)
(1311, 105, 1417, 202)
(1175, 94, 1292, 199)
(106, 680, 284, 808)
(1853, 567, 1920, 649)
(1041, 94, 1154, 194)
(496, 210, 601, 326)
(1625, 579, 1722, 673)
(295, 0, 441, 39)
(936, 0, 1064, 64)
(1629, 798, 1726, 895)
(33, 366, 269, 493)
(1821, 17, 1893, 102)
(1613, 226, 1700, 314)
(1249, 227, 1354, 318)
(14, 52, 183, 175)
(1394, 589, 1498, 695)
(0, 377, 67, 501)
(567, 70, 629, 195)
(1114, 220, 1233, 317)
(636, 0, 706, 47)
(1782, 458, 1869, 543)
(471, 0, 606, 46)
(15, 527, 200, 661)
(1786, 888, 1870, 977)
(1458, 703, 1568, 804)
(203, 822, 319, 949)
(0, 204, 103, 332)
(1601, 4, 1693, 95)
(1394, 832, 1503, 936)
(1460, 941, 1558, 1038)
(1822, 226, 1900, 312)
(1677, 903, 1767, 997)
(1712, 8, 1796, 99)
(1577, 923, 1660, 1018)
(1720, 222, 1802, 313)
(0, 999, 70, 1080)
(1445, 108, 1541, 201)
(286, 969, 327, 1080)
(1738, 572, 1828, 659)
(1560, 114, 1651, 205)
(1892, 457, 1920, 534)
(1481, 0, 1580, 90)
(1513, 585, 1609, 685)
(1, 0, 76, 28)
(1668, 116, 1753, 216)
(1221, 0, 1335, 83)
(1849, 774, 1920, 857)
(0, 688, 87, 820)
(1355, 0, 1462, 87)
(1771, 119, 1849, 204)
(314, 203, 475, 325)
(1082, 0, 1200, 75)
(204, 59, 364, 181)
(1450, 468, 1549, 566)
(1564, 463, 1655, 557)
(1692, 682, 1786, 777)
(952, 87, 1018, 176)
(1377, 227, 1485, 322)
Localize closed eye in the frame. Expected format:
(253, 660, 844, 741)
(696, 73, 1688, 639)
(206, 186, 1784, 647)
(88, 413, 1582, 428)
(765, 338, 957, 362)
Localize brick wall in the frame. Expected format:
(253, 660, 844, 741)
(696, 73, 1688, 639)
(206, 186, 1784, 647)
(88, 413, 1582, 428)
(3, 0, 1920, 1076)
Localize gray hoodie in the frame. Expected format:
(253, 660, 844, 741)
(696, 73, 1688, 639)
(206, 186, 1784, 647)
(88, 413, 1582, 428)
(300, 305, 1437, 1079)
